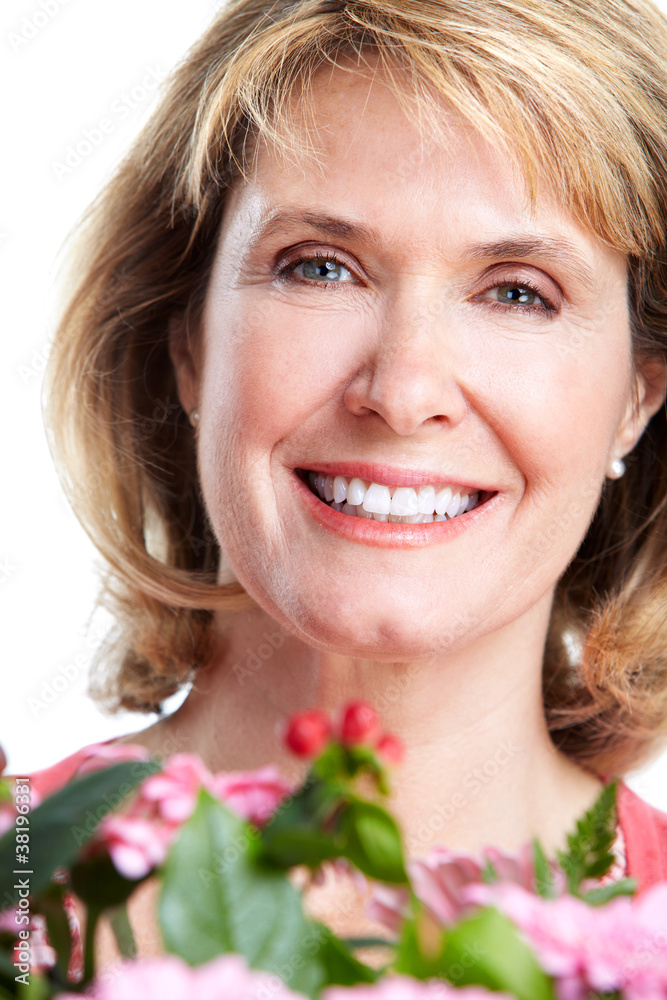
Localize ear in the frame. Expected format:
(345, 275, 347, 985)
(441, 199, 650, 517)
(168, 314, 200, 418)
(612, 358, 667, 460)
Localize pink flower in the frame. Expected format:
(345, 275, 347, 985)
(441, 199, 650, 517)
(323, 978, 510, 998)
(55, 953, 308, 999)
(140, 754, 214, 823)
(408, 848, 484, 926)
(466, 881, 667, 1000)
(94, 754, 293, 880)
(370, 841, 545, 934)
(0, 801, 15, 838)
(94, 753, 213, 880)
(0, 913, 57, 974)
(366, 884, 410, 935)
(99, 815, 175, 880)
(211, 766, 292, 827)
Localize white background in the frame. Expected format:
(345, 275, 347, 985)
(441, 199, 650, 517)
(1, 0, 666, 809)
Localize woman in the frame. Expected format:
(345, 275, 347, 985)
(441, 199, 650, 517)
(43, 0, 667, 949)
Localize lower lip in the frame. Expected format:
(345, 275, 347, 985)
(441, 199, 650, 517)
(291, 472, 500, 549)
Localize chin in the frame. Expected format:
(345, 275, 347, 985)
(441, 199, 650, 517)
(275, 583, 468, 661)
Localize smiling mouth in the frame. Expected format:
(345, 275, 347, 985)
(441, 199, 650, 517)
(297, 469, 492, 524)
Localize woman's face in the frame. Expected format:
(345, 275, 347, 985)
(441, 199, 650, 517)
(172, 59, 655, 658)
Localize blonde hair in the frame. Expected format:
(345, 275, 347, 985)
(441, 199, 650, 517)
(44, 0, 667, 774)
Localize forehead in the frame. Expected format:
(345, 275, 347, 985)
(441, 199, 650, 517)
(218, 57, 624, 282)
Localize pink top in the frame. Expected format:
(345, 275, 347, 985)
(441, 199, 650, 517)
(617, 781, 667, 891)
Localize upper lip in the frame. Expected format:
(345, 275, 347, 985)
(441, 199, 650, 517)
(297, 461, 493, 492)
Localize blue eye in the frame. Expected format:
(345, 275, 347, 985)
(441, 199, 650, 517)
(480, 279, 557, 317)
(302, 257, 347, 281)
(282, 252, 355, 285)
(496, 284, 539, 305)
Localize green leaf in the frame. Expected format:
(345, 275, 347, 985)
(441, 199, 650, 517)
(19, 977, 49, 1000)
(0, 760, 161, 904)
(340, 800, 408, 884)
(311, 743, 349, 781)
(581, 877, 637, 905)
(556, 781, 619, 895)
(0, 946, 19, 997)
(395, 903, 555, 1000)
(0, 969, 49, 1000)
(532, 838, 556, 899)
(440, 908, 555, 1000)
(394, 904, 447, 980)
(316, 925, 380, 985)
(259, 776, 345, 869)
(259, 777, 343, 869)
(480, 859, 499, 884)
(260, 773, 407, 882)
(258, 826, 343, 870)
(159, 790, 324, 997)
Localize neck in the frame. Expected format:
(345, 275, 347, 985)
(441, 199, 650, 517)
(135, 593, 602, 857)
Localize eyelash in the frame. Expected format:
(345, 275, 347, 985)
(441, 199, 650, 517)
(277, 252, 558, 317)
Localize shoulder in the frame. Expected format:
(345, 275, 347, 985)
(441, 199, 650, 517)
(617, 781, 667, 892)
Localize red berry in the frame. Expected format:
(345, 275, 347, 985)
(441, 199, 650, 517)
(339, 701, 382, 746)
(284, 709, 331, 758)
(376, 733, 405, 765)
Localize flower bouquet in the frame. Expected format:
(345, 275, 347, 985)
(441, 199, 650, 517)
(0, 701, 665, 999)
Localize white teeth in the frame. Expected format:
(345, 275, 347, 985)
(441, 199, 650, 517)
(347, 477, 366, 506)
(333, 476, 347, 503)
(363, 483, 391, 515)
(390, 487, 419, 516)
(306, 471, 482, 524)
(446, 492, 462, 518)
(417, 485, 436, 515)
(434, 486, 452, 516)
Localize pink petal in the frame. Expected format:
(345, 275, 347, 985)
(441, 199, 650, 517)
(211, 766, 292, 826)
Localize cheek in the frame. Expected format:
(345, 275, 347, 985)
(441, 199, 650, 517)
(481, 322, 631, 484)
(199, 290, 365, 448)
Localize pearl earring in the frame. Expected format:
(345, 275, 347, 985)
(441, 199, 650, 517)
(607, 457, 626, 479)
(188, 409, 200, 427)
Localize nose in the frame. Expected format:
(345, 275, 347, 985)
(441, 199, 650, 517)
(343, 291, 468, 436)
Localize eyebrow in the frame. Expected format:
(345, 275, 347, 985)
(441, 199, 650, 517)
(461, 237, 597, 289)
(246, 210, 384, 252)
(247, 210, 597, 287)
